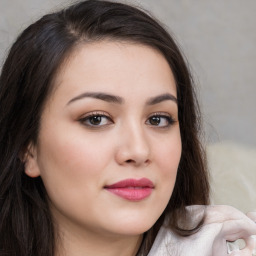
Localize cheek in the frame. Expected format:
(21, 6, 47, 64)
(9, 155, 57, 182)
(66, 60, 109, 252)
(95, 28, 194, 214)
(35, 132, 117, 226)
(36, 130, 114, 197)
(153, 132, 182, 195)
(155, 132, 181, 171)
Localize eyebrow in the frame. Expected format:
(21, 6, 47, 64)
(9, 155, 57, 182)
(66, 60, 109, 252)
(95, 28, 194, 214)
(146, 93, 178, 105)
(67, 92, 177, 105)
(67, 92, 123, 105)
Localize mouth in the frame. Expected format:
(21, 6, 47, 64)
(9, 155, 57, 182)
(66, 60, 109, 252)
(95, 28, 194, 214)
(104, 178, 154, 201)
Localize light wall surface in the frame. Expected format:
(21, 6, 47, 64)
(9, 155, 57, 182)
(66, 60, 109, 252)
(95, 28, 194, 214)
(1, 0, 255, 147)
(0, 0, 255, 211)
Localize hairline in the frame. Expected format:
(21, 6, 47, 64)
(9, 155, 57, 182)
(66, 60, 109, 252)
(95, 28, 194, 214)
(47, 37, 178, 105)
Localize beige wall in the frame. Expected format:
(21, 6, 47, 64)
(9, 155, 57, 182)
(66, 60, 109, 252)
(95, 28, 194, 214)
(1, 0, 255, 146)
(0, 0, 255, 211)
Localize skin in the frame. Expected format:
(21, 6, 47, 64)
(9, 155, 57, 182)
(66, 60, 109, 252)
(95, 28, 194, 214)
(25, 41, 182, 256)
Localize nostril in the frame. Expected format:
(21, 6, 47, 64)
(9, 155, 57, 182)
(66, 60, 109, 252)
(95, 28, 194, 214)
(145, 159, 150, 164)
(125, 159, 150, 165)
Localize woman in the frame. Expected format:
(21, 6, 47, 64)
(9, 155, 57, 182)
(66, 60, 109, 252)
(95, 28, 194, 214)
(0, 1, 255, 255)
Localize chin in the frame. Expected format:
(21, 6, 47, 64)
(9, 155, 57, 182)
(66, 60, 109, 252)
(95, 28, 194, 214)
(108, 215, 158, 236)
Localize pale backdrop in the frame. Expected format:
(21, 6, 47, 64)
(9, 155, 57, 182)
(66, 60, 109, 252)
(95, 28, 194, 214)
(0, 0, 255, 212)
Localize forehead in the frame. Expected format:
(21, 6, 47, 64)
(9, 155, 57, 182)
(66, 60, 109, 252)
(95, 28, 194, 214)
(51, 40, 177, 102)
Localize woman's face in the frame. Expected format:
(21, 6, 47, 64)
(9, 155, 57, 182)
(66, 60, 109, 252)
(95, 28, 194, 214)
(26, 41, 181, 238)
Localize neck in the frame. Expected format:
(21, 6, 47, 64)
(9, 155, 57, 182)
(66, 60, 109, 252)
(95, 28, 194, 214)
(54, 220, 143, 256)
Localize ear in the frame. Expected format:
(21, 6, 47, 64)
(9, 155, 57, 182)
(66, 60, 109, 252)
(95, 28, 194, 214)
(23, 143, 41, 178)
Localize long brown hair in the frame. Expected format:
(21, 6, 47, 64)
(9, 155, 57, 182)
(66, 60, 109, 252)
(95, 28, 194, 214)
(0, 1, 209, 255)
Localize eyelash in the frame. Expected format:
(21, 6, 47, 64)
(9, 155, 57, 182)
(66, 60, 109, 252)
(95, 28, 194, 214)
(146, 113, 176, 128)
(79, 111, 113, 128)
(79, 111, 176, 128)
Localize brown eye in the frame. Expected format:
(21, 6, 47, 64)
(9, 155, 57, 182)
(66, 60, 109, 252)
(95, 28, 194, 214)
(80, 114, 113, 127)
(149, 116, 161, 125)
(89, 116, 102, 125)
(146, 114, 175, 128)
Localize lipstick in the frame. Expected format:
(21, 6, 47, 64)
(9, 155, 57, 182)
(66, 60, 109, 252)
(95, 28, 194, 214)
(104, 178, 154, 201)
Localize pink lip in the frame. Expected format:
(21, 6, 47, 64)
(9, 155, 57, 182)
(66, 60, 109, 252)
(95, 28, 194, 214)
(104, 178, 154, 201)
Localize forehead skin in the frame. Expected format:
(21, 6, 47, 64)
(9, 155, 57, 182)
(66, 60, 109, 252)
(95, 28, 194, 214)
(49, 40, 177, 103)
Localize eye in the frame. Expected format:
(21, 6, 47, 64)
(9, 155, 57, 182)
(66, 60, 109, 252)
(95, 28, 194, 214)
(146, 114, 175, 128)
(79, 112, 113, 127)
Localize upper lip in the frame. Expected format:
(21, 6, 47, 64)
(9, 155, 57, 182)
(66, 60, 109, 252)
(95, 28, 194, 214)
(104, 178, 154, 189)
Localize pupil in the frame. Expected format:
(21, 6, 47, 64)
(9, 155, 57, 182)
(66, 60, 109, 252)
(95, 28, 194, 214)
(150, 116, 160, 125)
(90, 116, 101, 125)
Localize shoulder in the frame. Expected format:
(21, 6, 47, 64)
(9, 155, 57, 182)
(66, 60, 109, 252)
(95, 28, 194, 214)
(147, 205, 256, 256)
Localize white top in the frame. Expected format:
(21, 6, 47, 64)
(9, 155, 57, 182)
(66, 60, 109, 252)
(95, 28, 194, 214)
(147, 205, 256, 256)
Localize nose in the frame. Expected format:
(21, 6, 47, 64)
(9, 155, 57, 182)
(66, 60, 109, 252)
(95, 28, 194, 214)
(115, 122, 151, 167)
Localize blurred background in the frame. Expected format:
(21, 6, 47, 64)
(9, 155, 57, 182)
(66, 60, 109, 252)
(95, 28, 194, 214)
(0, 0, 255, 212)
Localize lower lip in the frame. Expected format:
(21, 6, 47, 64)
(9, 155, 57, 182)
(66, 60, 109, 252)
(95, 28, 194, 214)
(105, 187, 153, 201)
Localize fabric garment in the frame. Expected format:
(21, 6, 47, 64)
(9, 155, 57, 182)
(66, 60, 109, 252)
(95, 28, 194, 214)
(147, 205, 256, 256)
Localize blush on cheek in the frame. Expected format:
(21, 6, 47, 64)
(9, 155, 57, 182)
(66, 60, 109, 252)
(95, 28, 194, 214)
(158, 147, 181, 171)
(158, 151, 181, 195)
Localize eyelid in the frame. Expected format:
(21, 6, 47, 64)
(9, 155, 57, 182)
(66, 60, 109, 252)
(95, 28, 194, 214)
(79, 110, 112, 119)
(149, 111, 176, 120)
(78, 111, 114, 127)
(146, 112, 177, 127)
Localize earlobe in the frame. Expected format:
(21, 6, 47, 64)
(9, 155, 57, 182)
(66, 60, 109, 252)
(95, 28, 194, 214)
(23, 144, 41, 178)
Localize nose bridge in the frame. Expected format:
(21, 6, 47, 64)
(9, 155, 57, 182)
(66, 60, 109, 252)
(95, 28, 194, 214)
(116, 117, 150, 166)
(128, 119, 149, 151)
